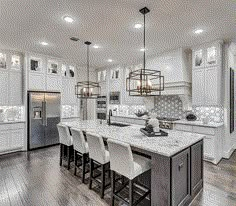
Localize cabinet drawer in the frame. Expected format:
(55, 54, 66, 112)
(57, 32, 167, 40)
(11, 123, 25, 130)
(0, 124, 12, 130)
(133, 119, 145, 125)
(175, 124, 193, 132)
(192, 126, 215, 135)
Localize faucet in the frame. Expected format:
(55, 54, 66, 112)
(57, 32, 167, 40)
(108, 109, 113, 125)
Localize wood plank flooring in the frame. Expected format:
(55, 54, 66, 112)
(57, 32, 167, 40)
(0, 146, 235, 206)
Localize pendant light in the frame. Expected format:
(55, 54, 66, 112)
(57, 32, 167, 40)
(126, 7, 164, 96)
(75, 41, 101, 99)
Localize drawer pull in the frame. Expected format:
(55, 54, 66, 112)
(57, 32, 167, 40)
(178, 162, 184, 170)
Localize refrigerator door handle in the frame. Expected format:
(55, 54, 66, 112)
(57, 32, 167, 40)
(45, 101, 47, 127)
(42, 101, 45, 126)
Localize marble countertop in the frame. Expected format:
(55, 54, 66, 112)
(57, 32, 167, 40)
(0, 120, 25, 124)
(175, 120, 224, 128)
(61, 120, 204, 157)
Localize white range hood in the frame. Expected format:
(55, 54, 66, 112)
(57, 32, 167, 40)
(161, 81, 192, 111)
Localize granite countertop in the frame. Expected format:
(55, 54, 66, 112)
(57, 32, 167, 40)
(175, 120, 224, 128)
(0, 120, 26, 124)
(112, 115, 148, 120)
(61, 120, 204, 157)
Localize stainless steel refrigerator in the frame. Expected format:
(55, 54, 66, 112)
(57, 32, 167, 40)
(28, 92, 61, 150)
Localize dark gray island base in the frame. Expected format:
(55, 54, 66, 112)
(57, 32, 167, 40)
(134, 140, 203, 206)
(61, 121, 204, 206)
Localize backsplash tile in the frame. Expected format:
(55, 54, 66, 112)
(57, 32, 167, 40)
(153, 95, 184, 119)
(0, 106, 24, 122)
(108, 104, 146, 116)
(62, 105, 79, 118)
(152, 95, 224, 123)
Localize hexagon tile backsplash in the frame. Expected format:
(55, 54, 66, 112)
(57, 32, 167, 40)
(153, 95, 224, 123)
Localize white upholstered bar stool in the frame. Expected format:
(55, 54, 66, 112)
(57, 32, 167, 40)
(57, 124, 73, 170)
(107, 139, 151, 206)
(86, 132, 110, 199)
(70, 128, 89, 183)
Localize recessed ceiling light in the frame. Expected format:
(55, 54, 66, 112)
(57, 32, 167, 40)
(194, 29, 204, 34)
(107, 59, 113, 62)
(134, 23, 143, 29)
(63, 16, 74, 23)
(70, 37, 79, 41)
(40, 42, 48, 46)
(93, 45, 99, 49)
(140, 48, 147, 52)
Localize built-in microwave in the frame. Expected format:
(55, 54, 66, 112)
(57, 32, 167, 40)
(109, 92, 120, 104)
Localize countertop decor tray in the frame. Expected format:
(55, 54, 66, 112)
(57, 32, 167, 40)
(140, 128, 168, 137)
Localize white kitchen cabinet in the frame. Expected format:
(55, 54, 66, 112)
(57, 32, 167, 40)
(192, 66, 221, 106)
(174, 123, 223, 164)
(0, 123, 24, 154)
(192, 68, 205, 105)
(62, 78, 77, 105)
(205, 67, 221, 105)
(9, 71, 23, 105)
(0, 70, 9, 105)
(46, 75, 62, 91)
(28, 72, 46, 91)
(192, 41, 223, 106)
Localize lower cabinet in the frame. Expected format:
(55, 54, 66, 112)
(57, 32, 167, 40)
(0, 123, 24, 154)
(174, 123, 222, 164)
(172, 148, 191, 206)
(191, 141, 203, 196)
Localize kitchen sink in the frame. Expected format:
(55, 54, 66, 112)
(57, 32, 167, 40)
(109, 122, 130, 127)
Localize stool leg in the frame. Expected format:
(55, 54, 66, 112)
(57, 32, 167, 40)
(67, 146, 70, 170)
(82, 153, 86, 183)
(111, 171, 115, 206)
(129, 179, 133, 206)
(59, 144, 63, 166)
(74, 150, 77, 175)
(100, 164, 105, 198)
(89, 159, 93, 189)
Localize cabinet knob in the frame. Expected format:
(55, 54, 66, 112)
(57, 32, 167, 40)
(178, 162, 184, 170)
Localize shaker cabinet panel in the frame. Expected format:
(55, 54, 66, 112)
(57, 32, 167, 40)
(28, 72, 46, 91)
(205, 67, 220, 105)
(62, 78, 77, 105)
(191, 141, 203, 196)
(172, 148, 191, 206)
(9, 72, 23, 105)
(0, 71, 9, 105)
(192, 69, 205, 105)
(46, 75, 62, 91)
(0, 130, 10, 153)
(10, 128, 24, 150)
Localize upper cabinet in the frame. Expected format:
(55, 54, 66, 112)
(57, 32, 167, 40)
(192, 41, 223, 106)
(0, 51, 23, 106)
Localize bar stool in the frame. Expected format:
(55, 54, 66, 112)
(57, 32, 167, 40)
(86, 132, 110, 199)
(70, 128, 89, 183)
(57, 124, 73, 170)
(107, 139, 151, 206)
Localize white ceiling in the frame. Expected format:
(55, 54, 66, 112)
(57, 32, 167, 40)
(0, 0, 235, 68)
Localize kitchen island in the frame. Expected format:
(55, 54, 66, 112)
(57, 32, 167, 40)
(61, 120, 204, 206)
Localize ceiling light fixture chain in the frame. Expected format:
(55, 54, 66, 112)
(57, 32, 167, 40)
(126, 7, 164, 96)
(75, 41, 101, 99)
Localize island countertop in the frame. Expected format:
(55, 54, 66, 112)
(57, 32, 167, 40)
(60, 120, 205, 157)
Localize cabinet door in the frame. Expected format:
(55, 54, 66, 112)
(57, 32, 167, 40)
(62, 78, 77, 104)
(192, 69, 205, 106)
(9, 72, 23, 105)
(28, 72, 46, 91)
(172, 148, 191, 206)
(10, 128, 24, 150)
(205, 67, 220, 105)
(203, 136, 215, 160)
(46, 75, 62, 91)
(0, 71, 9, 105)
(0, 129, 10, 153)
(191, 141, 203, 196)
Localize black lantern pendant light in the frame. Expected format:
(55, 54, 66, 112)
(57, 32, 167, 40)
(75, 41, 101, 99)
(126, 7, 164, 96)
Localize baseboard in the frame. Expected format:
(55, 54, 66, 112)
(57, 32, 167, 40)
(223, 148, 235, 159)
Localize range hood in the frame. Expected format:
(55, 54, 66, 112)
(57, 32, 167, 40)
(161, 81, 192, 111)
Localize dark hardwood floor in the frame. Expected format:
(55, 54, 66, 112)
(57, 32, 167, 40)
(0, 146, 235, 206)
